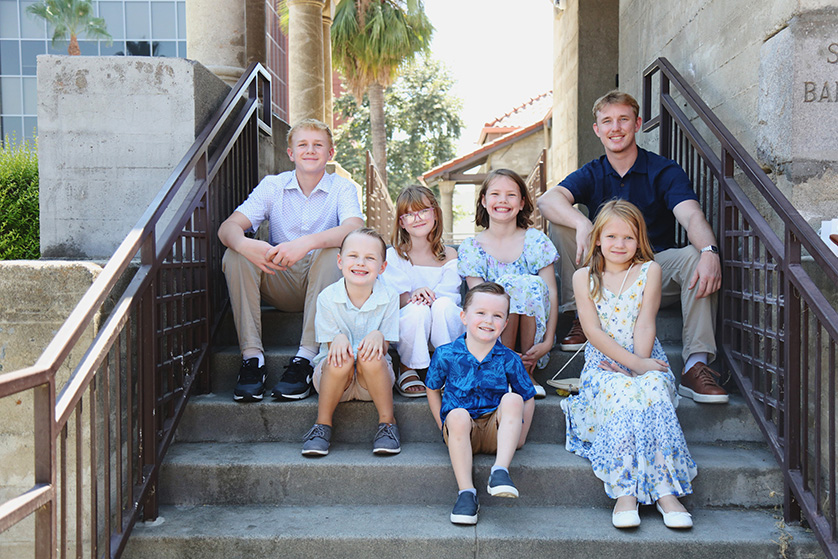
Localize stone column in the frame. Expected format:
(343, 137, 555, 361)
(322, 0, 334, 128)
(186, 0, 262, 86)
(438, 180, 456, 242)
(287, 0, 326, 124)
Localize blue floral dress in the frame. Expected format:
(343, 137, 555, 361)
(560, 261, 697, 503)
(457, 228, 558, 369)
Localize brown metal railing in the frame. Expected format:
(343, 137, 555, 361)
(0, 62, 272, 558)
(365, 150, 396, 238)
(643, 57, 838, 558)
(525, 148, 548, 233)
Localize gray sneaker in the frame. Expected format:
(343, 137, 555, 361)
(301, 423, 332, 457)
(372, 422, 401, 455)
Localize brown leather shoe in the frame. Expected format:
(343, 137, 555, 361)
(678, 362, 729, 404)
(559, 318, 587, 351)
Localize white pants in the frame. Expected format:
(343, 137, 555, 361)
(396, 297, 464, 369)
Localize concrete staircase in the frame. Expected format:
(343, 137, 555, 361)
(124, 308, 824, 558)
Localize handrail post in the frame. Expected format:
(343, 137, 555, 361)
(139, 233, 159, 520)
(33, 378, 55, 559)
(659, 74, 672, 159)
(784, 226, 803, 523)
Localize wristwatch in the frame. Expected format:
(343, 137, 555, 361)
(700, 245, 719, 255)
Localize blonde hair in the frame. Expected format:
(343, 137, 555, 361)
(474, 169, 534, 230)
(391, 185, 446, 262)
(340, 227, 386, 261)
(583, 200, 655, 301)
(592, 90, 640, 121)
(286, 118, 334, 148)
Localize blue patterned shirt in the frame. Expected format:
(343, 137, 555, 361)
(426, 334, 536, 423)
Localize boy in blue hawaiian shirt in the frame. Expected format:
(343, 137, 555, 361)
(425, 282, 536, 525)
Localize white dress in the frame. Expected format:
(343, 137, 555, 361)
(381, 247, 465, 369)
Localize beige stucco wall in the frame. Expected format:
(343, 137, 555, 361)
(483, 132, 547, 176)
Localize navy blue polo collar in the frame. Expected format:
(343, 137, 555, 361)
(603, 147, 650, 179)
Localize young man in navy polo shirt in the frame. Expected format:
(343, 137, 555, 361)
(537, 90, 727, 404)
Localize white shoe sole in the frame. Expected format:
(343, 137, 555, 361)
(559, 342, 586, 351)
(450, 513, 478, 525)
(273, 387, 312, 400)
(487, 484, 519, 498)
(301, 448, 329, 457)
(373, 447, 401, 455)
(678, 385, 729, 404)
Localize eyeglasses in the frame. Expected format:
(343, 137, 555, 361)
(400, 207, 434, 224)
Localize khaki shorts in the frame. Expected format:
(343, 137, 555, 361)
(443, 409, 499, 454)
(312, 356, 395, 402)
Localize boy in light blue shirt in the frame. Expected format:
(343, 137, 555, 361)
(426, 282, 536, 525)
(302, 228, 400, 457)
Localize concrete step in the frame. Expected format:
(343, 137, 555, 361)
(208, 342, 692, 396)
(157, 441, 782, 509)
(124, 504, 823, 559)
(176, 393, 762, 445)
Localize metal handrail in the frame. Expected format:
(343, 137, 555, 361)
(644, 56, 838, 558)
(0, 62, 272, 558)
(525, 148, 548, 233)
(365, 150, 396, 238)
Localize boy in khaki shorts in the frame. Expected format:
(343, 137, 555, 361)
(426, 282, 536, 525)
(301, 228, 401, 457)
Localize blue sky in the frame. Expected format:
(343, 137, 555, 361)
(423, 0, 554, 156)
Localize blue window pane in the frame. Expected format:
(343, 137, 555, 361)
(155, 41, 176, 58)
(123, 41, 150, 56)
(125, 2, 150, 40)
(22, 76, 36, 114)
(78, 41, 98, 56)
(20, 40, 44, 75)
(47, 41, 67, 55)
(0, 40, 21, 74)
(23, 116, 37, 140)
(20, 0, 46, 39)
(1, 77, 22, 114)
(100, 2, 125, 40)
(0, 0, 19, 37)
(151, 3, 176, 38)
(178, 40, 186, 58)
(100, 41, 124, 56)
(1, 116, 23, 143)
(177, 2, 185, 38)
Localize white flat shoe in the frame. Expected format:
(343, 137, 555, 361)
(612, 504, 640, 528)
(656, 502, 693, 529)
(533, 382, 546, 399)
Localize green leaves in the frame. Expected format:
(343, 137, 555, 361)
(26, 0, 112, 53)
(0, 137, 39, 260)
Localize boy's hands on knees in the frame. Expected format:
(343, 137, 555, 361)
(267, 237, 312, 270)
(408, 287, 436, 306)
(238, 238, 283, 275)
(357, 331, 386, 361)
(327, 334, 353, 368)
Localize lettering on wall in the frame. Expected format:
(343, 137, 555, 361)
(802, 43, 838, 102)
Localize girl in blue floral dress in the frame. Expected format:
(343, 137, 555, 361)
(458, 169, 558, 398)
(560, 200, 696, 530)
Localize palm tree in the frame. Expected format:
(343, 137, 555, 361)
(26, 0, 112, 56)
(331, 0, 432, 184)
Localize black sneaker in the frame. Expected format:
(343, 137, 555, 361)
(233, 357, 266, 402)
(450, 491, 479, 525)
(271, 357, 313, 400)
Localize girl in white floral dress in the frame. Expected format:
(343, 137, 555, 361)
(560, 200, 696, 530)
(382, 185, 464, 397)
(458, 169, 558, 397)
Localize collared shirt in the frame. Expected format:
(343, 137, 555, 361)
(560, 148, 697, 252)
(313, 278, 400, 367)
(235, 170, 363, 247)
(426, 334, 536, 424)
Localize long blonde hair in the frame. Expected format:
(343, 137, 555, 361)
(391, 185, 446, 262)
(583, 200, 655, 301)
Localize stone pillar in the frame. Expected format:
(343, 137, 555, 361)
(322, 0, 334, 128)
(439, 180, 456, 242)
(186, 0, 264, 86)
(288, 0, 326, 124)
(759, 8, 838, 228)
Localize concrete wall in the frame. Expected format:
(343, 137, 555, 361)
(37, 56, 230, 259)
(618, 0, 838, 228)
(484, 132, 548, 176)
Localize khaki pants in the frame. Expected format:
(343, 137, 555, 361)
(553, 224, 717, 363)
(222, 247, 341, 353)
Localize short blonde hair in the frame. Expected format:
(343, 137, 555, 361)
(592, 90, 640, 121)
(287, 118, 333, 148)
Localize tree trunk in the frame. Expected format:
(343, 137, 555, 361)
(69, 34, 80, 56)
(367, 81, 387, 185)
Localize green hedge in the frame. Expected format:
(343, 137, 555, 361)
(0, 137, 39, 260)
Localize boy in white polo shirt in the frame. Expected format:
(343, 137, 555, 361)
(302, 228, 401, 456)
(218, 118, 363, 402)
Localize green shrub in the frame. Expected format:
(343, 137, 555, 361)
(0, 136, 39, 260)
